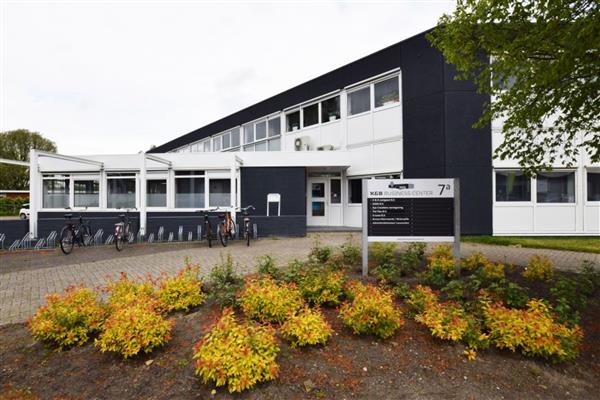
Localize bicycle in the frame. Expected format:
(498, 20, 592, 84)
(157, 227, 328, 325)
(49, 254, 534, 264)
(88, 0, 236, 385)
(59, 208, 91, 255)
(114, 208, 136, 251)
(217, 208, 236, 247)
(239, 205, 255, 247)
(197, 207, 219, 248)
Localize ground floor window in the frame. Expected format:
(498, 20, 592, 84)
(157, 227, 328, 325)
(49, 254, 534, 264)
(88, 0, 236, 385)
(495, 171, 530, 201)
(74, 180, 100, 207)
(175, 177, 204, 208)
(536, 171, 575, 203)
(587, 171, 600, 201)
(43, 179, 70, 208)
(348, 179, 362, 204)
(107, 177, 136, 208)
(209, 179, 230, 207)
(147, 179, 167, 207)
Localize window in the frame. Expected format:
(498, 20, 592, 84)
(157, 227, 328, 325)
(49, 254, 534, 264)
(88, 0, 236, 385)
(222, 132, 231, 149)
(43, 179, 70, 208)
(268, 117, 280, 137)
(175, 170, 205, 208)
(374, 76, 399, 107)
(495, 171, 530, 201)
(348, 179, 362, 204)
(213, 136, 222, 152)
(231, 128, 240, 148)
(244, 144, 254, 152)
(587, 171, 600, 201)
(321, 96, 340, 122)
(286, 111, 300, 132)
(203, 141, 211, 152)
(209, 179, 231, 207)
(254, 141, 267, 152)
(255, 120, 267, 141)
(107, 175, 136, 208)
(331, 179, 341, 204)
(536, 172, 575, 203)
(74, 180, 99, 207)
(268, 137, 281, 151)
(147, 180, 167, 207)
(243, 124, 254, 144)
(303, 103, 319, 127)
(348, 87, 370, 115)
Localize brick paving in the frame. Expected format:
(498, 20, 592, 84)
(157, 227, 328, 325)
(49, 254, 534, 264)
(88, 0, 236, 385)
(0, 233, 598, 326)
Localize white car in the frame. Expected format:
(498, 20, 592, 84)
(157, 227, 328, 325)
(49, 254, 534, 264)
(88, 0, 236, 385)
(19, 203, 30, 220)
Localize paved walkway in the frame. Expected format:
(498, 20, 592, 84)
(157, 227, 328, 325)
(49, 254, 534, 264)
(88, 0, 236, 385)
(0, 233, 597, 326)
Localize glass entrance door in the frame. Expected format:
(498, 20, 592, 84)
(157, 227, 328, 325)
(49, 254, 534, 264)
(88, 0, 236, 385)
(308, 179, 328, 226)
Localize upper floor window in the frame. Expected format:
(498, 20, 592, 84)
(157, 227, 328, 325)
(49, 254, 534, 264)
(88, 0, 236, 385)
(321, 96, 340, 122)
(374, 76, 399, 107)
(303, 103, 319, 127)
(286, 111, 300, 132)
(268, 117, 280, 137)
(244, 124, 254, 144)
(203, 140, 211, 152)
(348, 87, 370, 115)
(255, 120, 267, 141)
(213, 136, 222, 152)
(231, 128, 241, 148)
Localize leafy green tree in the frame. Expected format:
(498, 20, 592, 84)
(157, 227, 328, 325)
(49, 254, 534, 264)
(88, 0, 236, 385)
(0, 129, 57, 190)
(428, 0, 599, 174)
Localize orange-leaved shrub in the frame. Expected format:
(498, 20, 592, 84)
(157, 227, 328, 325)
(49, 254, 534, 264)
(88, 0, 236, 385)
(483, 299, 582, 362)
(157, 265, 206, 312)
(523, 255, 555, 282)
(299, 268, 345, 305)
(95, 302, 174, 358)
(28, 287, 106, 349)
(105, 272, 164, 312)
(280, 306, 333, 347)
(339, 281, 403, 339)
(239, 276, 304, 323)
(193, 308, 279, 393)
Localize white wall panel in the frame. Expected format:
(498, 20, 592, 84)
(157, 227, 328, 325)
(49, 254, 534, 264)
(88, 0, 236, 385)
(319, 121, 343, 148)
(493, 206, 534, 233)
(344, 205, 362, 227)
(347, 114, 372, 145)
(372, 140, 402, 174)
(346, 145, 372, 176)
(583, 206, 600, 232)
(535, 206, 577, 232)
(373, 106, 401, 141)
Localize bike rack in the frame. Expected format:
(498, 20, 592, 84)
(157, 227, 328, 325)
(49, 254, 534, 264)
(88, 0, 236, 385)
(157, 226, 164, 242)
(0, 233, 5, 249)
(253, 223, 258, 240)
(178, 226, 183, 241)
(136, 231, 144, 243)
(34, 238, 46, 250)
(8, 240, 20, 251)
(93, 229, 104, 246)
(168, 232, 174, 242)
(188, 231, 192, 241)
(20, 233, 32, 250)
(148, 233, 155, 243)
(47, 231, 57, 248)
(105, 234, 114, 245)
(197, 225, 202, 240)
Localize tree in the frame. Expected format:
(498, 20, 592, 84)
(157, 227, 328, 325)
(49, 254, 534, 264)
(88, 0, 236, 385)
(0, 129, 57, 190)
(428, 0, 600, 175)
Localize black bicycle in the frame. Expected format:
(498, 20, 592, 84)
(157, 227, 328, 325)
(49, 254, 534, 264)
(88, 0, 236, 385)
(60, 209, 91, 255)
(197, 208, 219, 247)
(115, 208, 136, 251)
(239, 205, 255, 247)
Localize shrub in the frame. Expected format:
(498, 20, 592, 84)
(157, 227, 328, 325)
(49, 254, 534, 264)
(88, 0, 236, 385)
(483, 299, 583, 362)
(372, 262, 402, 286)
(477, 261, 506, 282)
(208, 255, 243, 307)
(416, 299, 470, 342)
(28, 287, 106, 349)
(239, 277, 304, 323)
(156, 265, 206, 312)
(339, 283, 403, 339)
(370, 242, 396, 267)
(280, 259, 309, 284)
(256, 255, 279, 278)
(462, 252, 490, 273)
(193, 309, 279, 393)
(405, 284, 438, 316)
(423, 244, 456, 285)
(106, 272, 162, 312)
(393, 282, 411, 300)
(398, 242, 426, 274)
(298, 269, 345, 305)
(340, 239, 361, 267)
(489, 281, 529, 309)
(344, 280, 370, 301)
(309, 237, 332, 264)
(441, 280, 467, 302)
(523, 255, 554, 281)
(280, 307, 333, 347)
(95, 303, 173, 358)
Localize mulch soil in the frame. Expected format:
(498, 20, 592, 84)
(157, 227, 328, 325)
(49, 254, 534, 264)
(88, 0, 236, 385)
(1, 272, 599, 400)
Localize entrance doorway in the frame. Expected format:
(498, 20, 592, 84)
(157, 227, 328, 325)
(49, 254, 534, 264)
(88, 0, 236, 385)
(307, 176, 342, 226)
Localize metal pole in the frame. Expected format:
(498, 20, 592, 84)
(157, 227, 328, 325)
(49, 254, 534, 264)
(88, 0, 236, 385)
(361, 178, 369, 276)
(139, 153, 147, 236)
(453, 178, 461, 277)
(28, 149, 38, 238)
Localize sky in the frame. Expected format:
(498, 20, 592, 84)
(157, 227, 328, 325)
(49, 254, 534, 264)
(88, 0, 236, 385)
(0, 0, 455, 155)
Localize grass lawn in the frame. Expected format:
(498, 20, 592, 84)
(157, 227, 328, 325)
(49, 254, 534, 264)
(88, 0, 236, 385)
(462, 236, 600, 254)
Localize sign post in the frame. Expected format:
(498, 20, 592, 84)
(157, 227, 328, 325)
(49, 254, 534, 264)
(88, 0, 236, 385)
(361, 178, 460, 276)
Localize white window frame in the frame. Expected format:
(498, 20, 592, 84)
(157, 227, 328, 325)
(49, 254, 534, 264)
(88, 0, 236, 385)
(72, 175, 101, 209)
(584, 167, 600, 204)
(534, 169, 577, 206)
(493, 169, 533, 205)
(106, 172, 138, 210)
(173, 170, 206, 209)
(346, 72, 401, 119)
(146, 171, 168, 209)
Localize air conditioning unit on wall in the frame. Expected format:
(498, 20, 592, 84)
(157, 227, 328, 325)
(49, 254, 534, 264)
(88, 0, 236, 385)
(294, 137, 311, 151)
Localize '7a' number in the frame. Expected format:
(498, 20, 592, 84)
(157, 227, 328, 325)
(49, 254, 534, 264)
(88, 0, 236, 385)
(438, 184, 450, 195)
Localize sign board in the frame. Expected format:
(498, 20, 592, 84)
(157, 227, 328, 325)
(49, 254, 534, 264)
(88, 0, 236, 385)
(361, 178, 460, 276)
